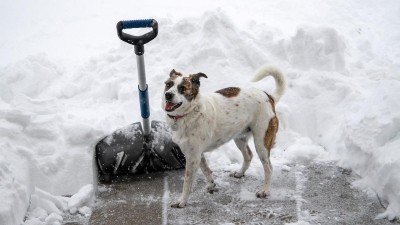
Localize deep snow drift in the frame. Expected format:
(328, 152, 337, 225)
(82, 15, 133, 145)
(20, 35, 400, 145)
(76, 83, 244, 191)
(1, 0, 399, 224)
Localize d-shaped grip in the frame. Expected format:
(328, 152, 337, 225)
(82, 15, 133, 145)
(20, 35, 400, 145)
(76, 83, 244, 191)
(121, 19, 153, 29)
(116, 19, 158, 55)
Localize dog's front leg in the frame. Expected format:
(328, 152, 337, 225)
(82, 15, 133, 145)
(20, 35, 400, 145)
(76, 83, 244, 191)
(200, 154, 218, 193)
(171, 150, 202, 208)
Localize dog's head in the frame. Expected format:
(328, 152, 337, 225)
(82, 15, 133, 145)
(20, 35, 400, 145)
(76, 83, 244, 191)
(162, 69, 207, 116)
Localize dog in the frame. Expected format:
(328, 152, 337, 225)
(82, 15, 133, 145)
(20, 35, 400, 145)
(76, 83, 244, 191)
(162, 66, 286, 208)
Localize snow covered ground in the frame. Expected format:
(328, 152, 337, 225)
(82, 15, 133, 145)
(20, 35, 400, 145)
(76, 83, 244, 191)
(1, 0, 399, 224)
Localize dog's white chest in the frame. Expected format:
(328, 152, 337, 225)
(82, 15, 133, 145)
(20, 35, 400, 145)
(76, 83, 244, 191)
(171, 118, 211, 150)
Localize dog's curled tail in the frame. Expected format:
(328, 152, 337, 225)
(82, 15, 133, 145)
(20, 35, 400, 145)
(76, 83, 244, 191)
(251, 66, 286, 102)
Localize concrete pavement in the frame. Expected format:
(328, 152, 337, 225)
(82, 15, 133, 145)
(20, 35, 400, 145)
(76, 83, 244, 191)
(65, 162, 393, 225)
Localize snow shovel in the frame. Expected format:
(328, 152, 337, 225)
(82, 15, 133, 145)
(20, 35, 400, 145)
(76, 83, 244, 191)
(95, 19, 185, 182)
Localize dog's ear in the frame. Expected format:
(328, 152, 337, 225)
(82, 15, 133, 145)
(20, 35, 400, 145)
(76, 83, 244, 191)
(191, 73, 208, 86)
(170, 69, 182, 78)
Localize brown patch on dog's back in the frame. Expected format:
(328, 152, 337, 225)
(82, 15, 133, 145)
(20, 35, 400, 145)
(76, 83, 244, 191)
(216, 87, 241, 98)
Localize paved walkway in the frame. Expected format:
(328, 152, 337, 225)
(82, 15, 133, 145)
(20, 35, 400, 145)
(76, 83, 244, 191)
(73, 162, 390, 225)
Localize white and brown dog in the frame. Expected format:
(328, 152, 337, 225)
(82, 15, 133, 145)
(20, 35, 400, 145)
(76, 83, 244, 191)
(162, 67, 286, 208)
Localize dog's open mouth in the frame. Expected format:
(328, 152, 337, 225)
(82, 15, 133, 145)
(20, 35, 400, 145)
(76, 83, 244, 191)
(165, 102, 182, 112)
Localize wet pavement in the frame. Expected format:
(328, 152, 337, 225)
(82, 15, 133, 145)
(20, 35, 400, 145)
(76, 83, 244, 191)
(65, 162, 393, 225)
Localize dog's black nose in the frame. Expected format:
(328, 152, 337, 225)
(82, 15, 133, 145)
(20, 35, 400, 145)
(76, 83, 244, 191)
(165, 92, 174, 101)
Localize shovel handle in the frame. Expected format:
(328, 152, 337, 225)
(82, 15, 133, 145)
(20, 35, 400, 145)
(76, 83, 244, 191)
(116, 19, 158, 55)
(121, 19, 153, 29)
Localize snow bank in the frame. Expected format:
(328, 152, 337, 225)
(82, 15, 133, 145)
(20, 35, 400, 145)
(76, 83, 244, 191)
(276, 27, 400, 218)
(0, 55, 99, 223)
(0, 149, 31, 225)
(342, 81, 400, 220)
(277, 29, 400, 220)
(1, 0, 400, 223)
(275, 27, 346, 72)
(24, 185, 94, 225)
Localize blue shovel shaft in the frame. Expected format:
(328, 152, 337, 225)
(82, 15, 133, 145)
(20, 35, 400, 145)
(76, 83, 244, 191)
(136, 54, 151, 136)
(138, 85, 150, 119)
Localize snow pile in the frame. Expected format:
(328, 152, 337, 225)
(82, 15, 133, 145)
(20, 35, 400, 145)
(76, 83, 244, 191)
(67, 184, 94, 215)
(276, 27, 400, 218)
(343, 81, 400, 220)
(24, 188, 65, 225)
(276, 27, 346, 72)
(23, 185, 94, 225)
(0, 150, 30, 225)
(0, 55, 99, 224)
(282, 136, 331, 163)
(1, 0, 400, 223)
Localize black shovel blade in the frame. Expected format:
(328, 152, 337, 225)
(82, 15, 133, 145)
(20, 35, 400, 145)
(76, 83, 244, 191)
(95, 122, 145, 180)
(95, 121, 185, 182)
(148, 121, 185, 170)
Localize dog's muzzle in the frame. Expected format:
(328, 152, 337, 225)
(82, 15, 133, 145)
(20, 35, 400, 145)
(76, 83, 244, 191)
(165, 101, 182, 112)
(165, 92, 174, 101)
(164, 92, 182, 112)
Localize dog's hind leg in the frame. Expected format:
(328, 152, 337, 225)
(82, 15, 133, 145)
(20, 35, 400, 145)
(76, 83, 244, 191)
(253, 136, 273, 198)
(252, 119, 277, 198)
(231, 135, 252, 178)
(200, 154, 218, 193)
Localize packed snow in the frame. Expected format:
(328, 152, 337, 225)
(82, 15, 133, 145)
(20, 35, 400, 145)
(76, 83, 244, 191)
(1, 0, 399, 224)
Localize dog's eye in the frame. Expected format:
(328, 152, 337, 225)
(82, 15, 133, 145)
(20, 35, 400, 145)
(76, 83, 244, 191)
(178, 85, 186, 93)
(165, 82, 173, 88)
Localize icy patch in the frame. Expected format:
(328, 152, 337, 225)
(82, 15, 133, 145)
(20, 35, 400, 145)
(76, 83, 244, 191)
(239, 187, 257, 201)
(162, 176, 170, 225)
(293, 169, 310, 223)
(286, 220, 311, 225)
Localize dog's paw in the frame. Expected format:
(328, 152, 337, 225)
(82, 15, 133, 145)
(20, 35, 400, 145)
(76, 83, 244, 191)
(206, 182, 218, 194)
(170, 201, 186, 208)
(256, 190, 270, 198)
(230, 171, 244, 178)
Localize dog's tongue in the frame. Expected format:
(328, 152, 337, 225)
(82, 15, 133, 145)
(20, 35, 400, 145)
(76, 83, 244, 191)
(165, 102, 176, 111)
